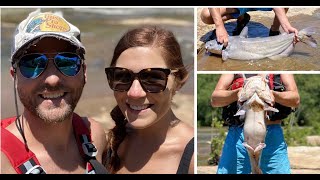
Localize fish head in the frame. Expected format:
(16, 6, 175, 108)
(205, 39, 224, 55)
(246, 93, 279, 113)
(241, 75, 273, 103)
(247, 93, 265, 112)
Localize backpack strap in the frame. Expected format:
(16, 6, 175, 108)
(1, 115, 107, 174)
(231, 74, 245, 90)
(72, 114, 108, 174)
(176, 137, 194, 174)
(1, 117, 46, 174)
(268, 74, 274, 90)
(1, 117, 16, 128)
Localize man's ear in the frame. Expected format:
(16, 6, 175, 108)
(10, 67, 15, 80)
(83, 63, 87, 84)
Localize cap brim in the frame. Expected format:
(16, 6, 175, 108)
(11, 33, 85, 62)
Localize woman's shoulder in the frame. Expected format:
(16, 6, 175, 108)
(176, 120, 194, 137)
(169, 120, 194, 149)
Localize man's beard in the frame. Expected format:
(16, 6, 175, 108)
(17, 83, 84, 124)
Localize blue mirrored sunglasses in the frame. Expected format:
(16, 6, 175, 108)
(16, 52, 83, 79)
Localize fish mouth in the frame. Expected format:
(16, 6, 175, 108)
(250, 101, 264, 112)
(206, 48, 222, 55)
(247, 93, 265, 111)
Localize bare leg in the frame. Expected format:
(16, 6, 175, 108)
(200, 8, 238, 25)
(270, 8, 289, 33)
(232, 12, 251, 36)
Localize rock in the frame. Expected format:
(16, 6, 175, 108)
(306, 136, 320, 146)
(288, 146, 320, 169)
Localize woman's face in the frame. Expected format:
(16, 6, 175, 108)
(113, 46, 177, 129)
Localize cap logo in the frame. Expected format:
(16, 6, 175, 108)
(26, 13, 70, 33)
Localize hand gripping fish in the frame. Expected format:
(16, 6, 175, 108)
(205, 26, 317, 61)
(234, 76, 279, 174)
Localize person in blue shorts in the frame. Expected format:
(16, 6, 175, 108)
(211, 74, 300, 174)
(200, 8, 298, 47)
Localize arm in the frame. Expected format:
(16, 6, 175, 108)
(272, 8, 298, 38)
(272, 74, 300, 108)
(208, 8, 229, 47)
(211, 74, 241, 107)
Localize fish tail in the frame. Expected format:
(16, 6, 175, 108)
(298, 27, 318, 48)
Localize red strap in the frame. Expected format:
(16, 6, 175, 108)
(232, 74, 275, 90)
(72, 113, 92, 158)
(269, 74, 274, 90)
(1, 114, 92, 174)
(1, 117, 16, 128)
(1, 117, 41, 174)
(231, 77, 244, 90)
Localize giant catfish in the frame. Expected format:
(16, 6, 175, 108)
(205, 26, 317, 61)
(235, 75, 279, 174)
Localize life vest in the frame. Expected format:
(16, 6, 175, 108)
(1, 113, 107, 174)
(222, 74, 293, 126)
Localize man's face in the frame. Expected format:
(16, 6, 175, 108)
(14, 37, 86, 123)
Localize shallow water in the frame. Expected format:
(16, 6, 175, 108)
(1, 8, 194, 119)
(197, 9, 320, 71)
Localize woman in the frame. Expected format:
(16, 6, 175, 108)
(103, 26, 194, 174)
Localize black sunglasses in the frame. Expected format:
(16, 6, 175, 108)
(105, 67, 178, 93)
(14, 52, 83, 79)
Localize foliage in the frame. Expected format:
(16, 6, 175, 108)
(294, 75, 320, 128)
(197, 74, 221, 127)
(207, 117, 226, 165)
(282, 74, 320, 145)
(282, 113, 312, 146)
(282, 112, 320, 146)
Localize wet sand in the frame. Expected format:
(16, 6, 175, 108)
(197, 8, 320, 71)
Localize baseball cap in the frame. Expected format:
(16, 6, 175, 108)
(11, 9, 86, 63)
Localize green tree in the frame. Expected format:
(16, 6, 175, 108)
(197, 74, 221, 126)
(295, 75, 320, 127)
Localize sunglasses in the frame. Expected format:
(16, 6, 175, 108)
(15, 52, 83, 79)
(105, 67, 178, 93)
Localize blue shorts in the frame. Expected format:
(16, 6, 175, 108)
(217, 124, 291, 174)
(231, 8, 273, 18)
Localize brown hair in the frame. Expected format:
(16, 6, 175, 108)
(103, 26, 189, 173)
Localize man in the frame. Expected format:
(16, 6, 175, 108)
(200, 8, 298, 47)
(1, 9, 107, 174)
(211, 74, 300, 174)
